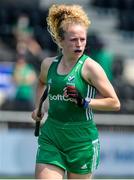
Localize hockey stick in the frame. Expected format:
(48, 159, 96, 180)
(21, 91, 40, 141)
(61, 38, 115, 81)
(34, 85, 49, 137)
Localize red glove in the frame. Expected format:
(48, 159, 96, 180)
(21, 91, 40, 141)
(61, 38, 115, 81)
(64, 85, 90, 108)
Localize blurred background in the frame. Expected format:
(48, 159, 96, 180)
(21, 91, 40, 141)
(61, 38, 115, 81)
(0, 0, 134, 179)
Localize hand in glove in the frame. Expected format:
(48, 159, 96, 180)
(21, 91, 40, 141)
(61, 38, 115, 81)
(64, 85, 90, 109)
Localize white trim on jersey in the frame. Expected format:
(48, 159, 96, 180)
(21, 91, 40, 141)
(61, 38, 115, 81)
(85, 85, 96, 120)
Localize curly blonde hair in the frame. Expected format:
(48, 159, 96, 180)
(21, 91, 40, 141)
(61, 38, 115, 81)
(47, 4, 91, 46)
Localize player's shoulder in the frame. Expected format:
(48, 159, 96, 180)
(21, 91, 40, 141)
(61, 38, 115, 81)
(42, 56, 55, 65)
(39, 56, 58, 82)
(41, 56, 58, 70)
(84, 56, 103, 70)
(83, 56, 105, 77)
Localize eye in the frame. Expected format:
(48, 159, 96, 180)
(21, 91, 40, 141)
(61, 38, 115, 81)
(70, 38, 77, 42)
(80, 38, 85, 41)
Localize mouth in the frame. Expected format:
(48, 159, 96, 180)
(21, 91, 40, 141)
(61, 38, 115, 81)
(74, 49, 82, 53)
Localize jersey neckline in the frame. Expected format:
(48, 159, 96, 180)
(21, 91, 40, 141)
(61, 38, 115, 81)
(56, 54, 84, 77)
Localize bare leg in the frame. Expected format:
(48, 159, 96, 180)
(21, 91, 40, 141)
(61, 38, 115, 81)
(35, 163, 65, 179)
(67, 172, 92, 179)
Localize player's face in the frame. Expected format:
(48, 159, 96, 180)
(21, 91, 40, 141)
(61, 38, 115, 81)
(61, 24, 87, 59)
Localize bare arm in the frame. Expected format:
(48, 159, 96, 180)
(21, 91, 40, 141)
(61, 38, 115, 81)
(32, 57, 54, 120)
(82, 58, 120, 111)
(35, 61, 47, 108)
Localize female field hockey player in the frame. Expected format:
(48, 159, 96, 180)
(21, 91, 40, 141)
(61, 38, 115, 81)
(32, 4, 120, 179)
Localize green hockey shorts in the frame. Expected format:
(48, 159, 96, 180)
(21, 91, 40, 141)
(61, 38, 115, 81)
(36, 118, 100, 174)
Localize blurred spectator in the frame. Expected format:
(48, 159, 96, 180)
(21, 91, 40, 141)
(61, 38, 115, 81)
(15, 34, 44, 73)
(13, 12, 58, 57)
(13, 13, 33, 38)
(13, 13, 46, 73)
(85, 32, 114, 81)
(12, 55, 37, 111)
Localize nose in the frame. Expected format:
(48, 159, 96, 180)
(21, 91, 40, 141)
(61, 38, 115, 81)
(76, 39, 81, 47)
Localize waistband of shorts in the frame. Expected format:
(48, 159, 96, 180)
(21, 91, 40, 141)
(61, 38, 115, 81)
(46, 116, 94, 128)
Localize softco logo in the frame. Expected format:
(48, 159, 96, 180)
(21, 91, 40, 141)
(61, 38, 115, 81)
(49, 94, 74, 102)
